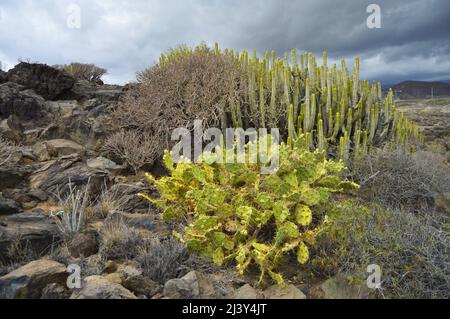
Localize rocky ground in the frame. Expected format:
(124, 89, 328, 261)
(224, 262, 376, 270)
(1, 62, 368, 300)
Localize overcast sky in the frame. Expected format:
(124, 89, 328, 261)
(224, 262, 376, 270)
(0, 0, 449, 84)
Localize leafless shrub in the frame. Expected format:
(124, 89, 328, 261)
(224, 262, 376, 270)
(54, 63, 107, 82)
(137, 237, 210, 284)
(0, 137, 22, 169)
(350, 147, 450, 210)
(103, 130, 156, 174)
(110, 45, 247, 166)
(99, 216, 145, 260)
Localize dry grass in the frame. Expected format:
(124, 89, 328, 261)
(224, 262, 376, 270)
(350, 147, 450, 210)
(88, 183, 129, 219)
(137, 237, 211, 284)
(313, 200, 449, 299)
(99, 215, 145, 261)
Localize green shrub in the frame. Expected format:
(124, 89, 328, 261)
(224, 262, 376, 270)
(313, 200, 450, 299)
(139, 139, 358, 285)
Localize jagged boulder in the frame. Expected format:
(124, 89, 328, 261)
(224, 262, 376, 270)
(263, 284, 306, 299)
(0, 82, 46, 120)
(6, 63, 75, 100)
(70, 275, 137, 299)
(29, 154, 108, 196)
(0, 259, 67, 299)
(163, 271, 217, 299)
(0, 70, 7, 84)
(69, 80, 124, 102)
(0, 197, 22, 215)
(234, 284, 262, 299)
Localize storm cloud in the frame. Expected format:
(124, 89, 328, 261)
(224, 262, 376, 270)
(0, 0, 449, 84)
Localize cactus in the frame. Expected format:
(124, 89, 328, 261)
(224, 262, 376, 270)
(209, 43, 421, 162)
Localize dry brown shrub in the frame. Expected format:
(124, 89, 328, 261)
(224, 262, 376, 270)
(350, 147, 450, 210)
(0, 136, 22, 169)
(111, 45, 247, 165)
(99, 215, 145, 261)
(102, 130, 155, 174)
(54, 63, 107, 82)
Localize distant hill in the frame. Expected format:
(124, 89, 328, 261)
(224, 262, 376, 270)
(387, 80, 450, 99)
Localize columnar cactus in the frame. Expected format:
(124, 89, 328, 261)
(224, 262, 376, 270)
(211, 43, 421, 162)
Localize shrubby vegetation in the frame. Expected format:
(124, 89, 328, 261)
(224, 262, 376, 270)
(54, 62, 107, 83)
(99, 215, 145, 261)
(127, 44, 449, 297)
(103, 130, 155, 174)
(137, 237, 204, 284)
(110, 44, 421, 172)
(111, 45, 246, 168)
(313, 200, 449, 299)
(350, 146, 450, 210)
(140, 139, 359, 285)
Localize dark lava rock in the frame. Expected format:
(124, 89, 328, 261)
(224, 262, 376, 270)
(6, 62, 75, 100)
(0, 197, 23, 215)
(0, 82, 46, 120)
(0, 213, 60, 264)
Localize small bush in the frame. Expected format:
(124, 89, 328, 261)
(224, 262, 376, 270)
(350, 147, 450, 210)
(103, 130, 155, 174)
(313, 200, 450, 299)
(111, 45, 246, 166)
(110, 44, 420, 167)
(54, 63, 107, 83)
(140, 139, 359, 285)
(99, 216, 145, 260)
(137, 237, 203, 284)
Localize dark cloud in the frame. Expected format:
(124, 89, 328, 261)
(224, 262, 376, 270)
(0, 0, 449, 84)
